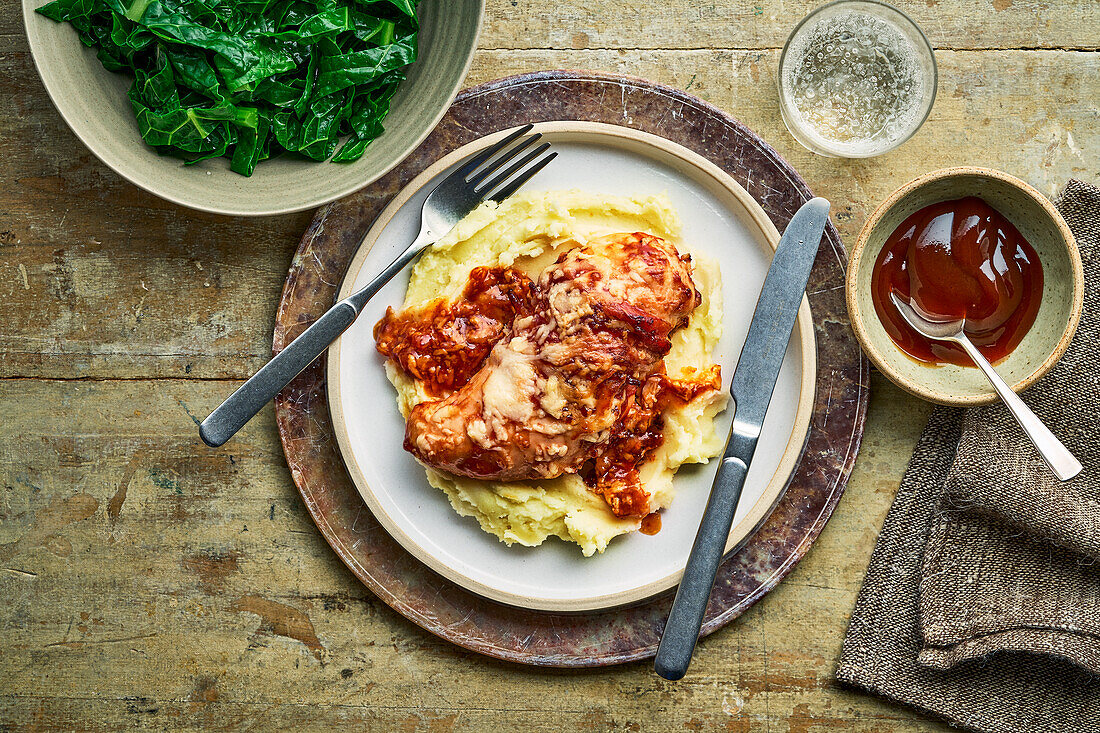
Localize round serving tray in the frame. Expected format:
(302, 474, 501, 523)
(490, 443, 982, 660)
(274, 70, 869, 667)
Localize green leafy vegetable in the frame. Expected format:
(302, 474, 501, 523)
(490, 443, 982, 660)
(37, 0, 421, 176)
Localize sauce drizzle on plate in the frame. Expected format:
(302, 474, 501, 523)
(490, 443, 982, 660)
(639, 512, 662, 535)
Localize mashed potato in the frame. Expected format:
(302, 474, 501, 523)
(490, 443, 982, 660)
(382, 190, 727, 555)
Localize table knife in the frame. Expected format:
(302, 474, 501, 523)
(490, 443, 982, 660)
(654, 197, 830, 680)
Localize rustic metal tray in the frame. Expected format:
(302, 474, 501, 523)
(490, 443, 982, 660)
(273, 70, 868, 667)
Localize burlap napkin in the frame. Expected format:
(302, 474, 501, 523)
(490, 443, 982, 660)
(836, 180, 1100, 732)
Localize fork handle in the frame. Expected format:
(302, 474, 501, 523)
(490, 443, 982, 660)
(199, 302, 358, 447)
(199, 233, 432, 448)
(345, 230, 433, 312)
(956, 336, 1082, 481)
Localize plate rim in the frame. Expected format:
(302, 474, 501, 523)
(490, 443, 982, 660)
(326, 120, 818, 612)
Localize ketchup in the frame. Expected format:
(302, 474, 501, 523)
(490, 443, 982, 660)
(871, 196, 1043, 365)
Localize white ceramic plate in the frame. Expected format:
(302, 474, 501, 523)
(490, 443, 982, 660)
(328, 122, 816, 612)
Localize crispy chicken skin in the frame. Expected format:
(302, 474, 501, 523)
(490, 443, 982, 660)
(402, 232, 701, 505)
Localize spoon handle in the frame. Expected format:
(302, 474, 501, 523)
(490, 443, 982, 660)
(956, 336, 1082, 481)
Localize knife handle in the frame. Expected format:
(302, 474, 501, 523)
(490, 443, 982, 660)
(654, 454, 749, 680)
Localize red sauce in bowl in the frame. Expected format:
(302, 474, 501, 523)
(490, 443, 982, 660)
(871, 196, 1044, 365)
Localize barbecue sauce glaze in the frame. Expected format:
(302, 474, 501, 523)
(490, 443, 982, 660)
(871, 196, 1043, 365)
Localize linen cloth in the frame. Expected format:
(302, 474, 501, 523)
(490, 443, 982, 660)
(836, 180, 1100, 732)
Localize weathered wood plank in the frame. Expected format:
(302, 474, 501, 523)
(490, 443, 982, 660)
(0, 697, 951, 733)
(5, 0, 1100, 50)
(475, 0, 1100, 51)
(0, 375, 948, 732)
(2, 1, 1096, 727)
(1, 48, 1096, 380)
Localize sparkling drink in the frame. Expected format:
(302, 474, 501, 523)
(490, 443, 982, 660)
(778, 1, 937, 158)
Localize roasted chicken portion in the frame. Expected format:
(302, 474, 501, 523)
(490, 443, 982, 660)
(379, 232, 705, 516)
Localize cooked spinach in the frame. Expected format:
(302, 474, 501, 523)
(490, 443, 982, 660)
(37, 0, 421, 175)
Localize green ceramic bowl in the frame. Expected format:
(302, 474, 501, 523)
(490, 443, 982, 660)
(22, 0, 483, 216)
(847, 167, 1084, 406)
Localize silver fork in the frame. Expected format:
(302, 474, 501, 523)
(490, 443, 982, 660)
(199, 124, 556, 447)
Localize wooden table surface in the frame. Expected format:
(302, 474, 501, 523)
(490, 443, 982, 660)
(1, 1, 1097, 730)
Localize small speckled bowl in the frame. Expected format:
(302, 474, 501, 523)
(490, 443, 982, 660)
(847, 167, 1084, 406)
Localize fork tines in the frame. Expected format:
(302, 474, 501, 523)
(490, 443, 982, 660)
(459, 124, 557, 203)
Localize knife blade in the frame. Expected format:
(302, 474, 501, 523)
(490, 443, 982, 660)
(654, 197, 830, 681)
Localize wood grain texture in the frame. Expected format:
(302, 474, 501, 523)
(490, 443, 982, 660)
(3, 1, 1099, 50)
(1, 0, 1097, 728)
(476, 0, 1100, 51)
(0, 375, 939, 731)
